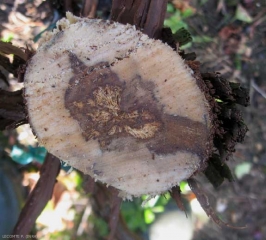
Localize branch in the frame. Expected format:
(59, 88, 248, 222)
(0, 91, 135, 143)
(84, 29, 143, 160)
(12, 153, 61, 236)
(83, 175, 143, 240)
(0, 89, 27, 130)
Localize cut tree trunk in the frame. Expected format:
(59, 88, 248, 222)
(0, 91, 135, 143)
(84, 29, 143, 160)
(0, 0, 249, 237)
(24, 13, 212, 198)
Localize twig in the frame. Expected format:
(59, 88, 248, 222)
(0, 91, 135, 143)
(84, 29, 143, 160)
(251, 79, 266, 99)
(77, 203, 92, 236)
(108, 189, 122, 240)
(170, 186, 188, 217)
(88, 182, 143, 240)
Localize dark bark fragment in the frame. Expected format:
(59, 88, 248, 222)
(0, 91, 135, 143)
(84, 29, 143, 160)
(170, 186, 187, 217)
(0, 54, 16, 76)
(204, 154, 234, 188)
(0, 89, 27, 130)
(0, 70, 9, 86)
(160, 27, 177, 50)
(202, 73, 235, 102)
(183, 52, 197, 61)
(12, 153, 61, 237)
(229, 82, 250, 107)
(201, 72, 249, 166)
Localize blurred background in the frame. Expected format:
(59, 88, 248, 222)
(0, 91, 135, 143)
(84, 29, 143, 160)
(0, 0, 265, 239)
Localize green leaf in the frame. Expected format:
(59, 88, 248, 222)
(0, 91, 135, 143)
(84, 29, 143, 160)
(1, 33, 14, 42)
(173, 27, 192, 46)
(121, 200, 147, 232)
(179, 181, 189, 193)
(234, 54, 242, 70)
(151, 206, 164, 213)
(164, 11, 188, 33)
(166, 3, 175, 13)
(200, 0, 209, 5)
(155, 193, 171, 206)
(192, 35, 213, 43)
(235, 162, 252, 179)
(144, 209, 155, 224)
(89, 215, 109, 237)
(182, 8, 194, 18)
(235, 4, 253, 23)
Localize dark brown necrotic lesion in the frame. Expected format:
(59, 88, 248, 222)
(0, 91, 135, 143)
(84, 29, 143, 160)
(64, 53, 209, 160)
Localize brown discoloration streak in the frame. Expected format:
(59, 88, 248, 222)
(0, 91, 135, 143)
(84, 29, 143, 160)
(148, 115, 207, 158)
(64, 53, 209, 159)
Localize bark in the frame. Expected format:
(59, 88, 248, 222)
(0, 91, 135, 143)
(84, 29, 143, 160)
(63, 0, 73, 13)
(111, 0, 168, 38)
(170, 186, 187, 217)
(12, 153, 61, 238)
(0, 89, 26, 130)
(81, 0, 98, 17)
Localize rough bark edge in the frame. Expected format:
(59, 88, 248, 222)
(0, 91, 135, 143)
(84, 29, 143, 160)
(181, 60, 249, 188)
(185, 60, 215, 173)
(201, 73, 249, 188)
